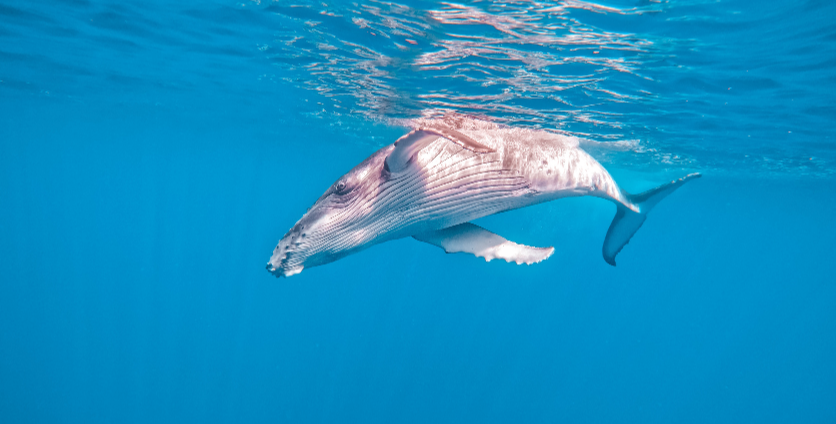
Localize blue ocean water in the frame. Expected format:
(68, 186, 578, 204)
(1, 0, 835, 422)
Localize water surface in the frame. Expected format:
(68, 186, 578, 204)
(1, 0, 834, 423)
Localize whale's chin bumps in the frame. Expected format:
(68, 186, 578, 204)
(266, 262, 304, 278)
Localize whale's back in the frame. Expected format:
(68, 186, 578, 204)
(411, 115, 623, 201)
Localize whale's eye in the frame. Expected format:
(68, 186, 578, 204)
(335, 181, 348, 194)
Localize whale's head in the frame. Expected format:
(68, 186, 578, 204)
(267, 147, 392, 278)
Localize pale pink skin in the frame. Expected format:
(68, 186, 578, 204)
(267, 118, 634, 278)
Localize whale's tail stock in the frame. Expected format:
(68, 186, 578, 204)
(603, 173, 702, 266)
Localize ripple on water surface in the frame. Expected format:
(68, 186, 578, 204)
(1, 0, 833, 177)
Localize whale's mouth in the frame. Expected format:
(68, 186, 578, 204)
(267, 244, 292, 278)
(265, 261, 305, 278)
(266, 262, 283, 278)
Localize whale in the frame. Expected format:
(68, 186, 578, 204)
(267, 115, 699, 277)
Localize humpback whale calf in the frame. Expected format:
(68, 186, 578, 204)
(267, 115, 699, 277)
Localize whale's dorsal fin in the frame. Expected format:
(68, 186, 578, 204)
(385, 127, 494, 173)
(414, 223, 554, 265)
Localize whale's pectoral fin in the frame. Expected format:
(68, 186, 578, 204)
(603, 173, 701, 266)
(385, 127, 494, 173)
(414, 223, 554, 265)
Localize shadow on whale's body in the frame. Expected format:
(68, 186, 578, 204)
(267, 115, 700, 278)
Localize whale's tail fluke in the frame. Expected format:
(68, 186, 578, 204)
(603, 173, 701, 266)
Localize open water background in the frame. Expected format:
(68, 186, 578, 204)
(1, 0, 835, 422)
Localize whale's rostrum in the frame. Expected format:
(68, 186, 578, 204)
(267, 115, 700, 278)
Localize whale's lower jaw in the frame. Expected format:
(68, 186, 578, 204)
(266, 263, 305, 278)
(265, 262, 282, 278)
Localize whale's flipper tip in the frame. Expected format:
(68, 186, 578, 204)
(414, 223, 553, 265)
(603, 172, 700, 266)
